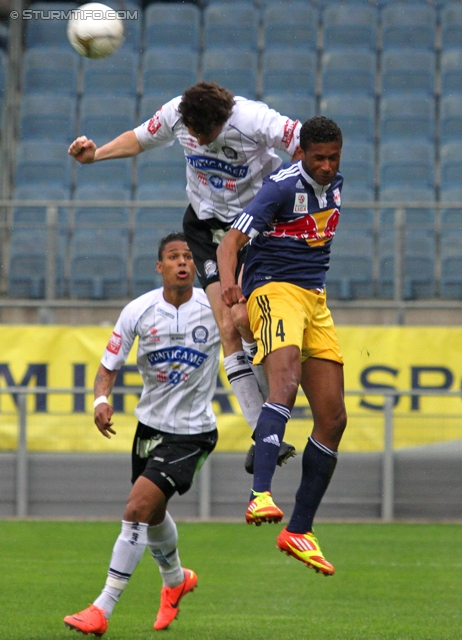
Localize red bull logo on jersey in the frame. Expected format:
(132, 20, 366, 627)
(265, 208, 340, 246)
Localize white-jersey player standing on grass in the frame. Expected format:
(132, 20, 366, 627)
(68, 81, 299, 471)
(64, 232, 220, 636)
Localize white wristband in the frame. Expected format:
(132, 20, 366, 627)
(93, 396, 109, 408)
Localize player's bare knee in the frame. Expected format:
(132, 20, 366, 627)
(123, 499, 151, 524)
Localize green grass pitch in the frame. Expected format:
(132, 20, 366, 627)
(1, 521, 461, 640)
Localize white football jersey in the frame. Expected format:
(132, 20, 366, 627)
(101, 287, 220, 435)
(134, 96, 301, 224)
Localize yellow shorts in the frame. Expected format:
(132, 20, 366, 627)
(247, 282, 344, 366)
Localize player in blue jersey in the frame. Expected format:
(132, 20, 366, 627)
(217, 117, 347, 575)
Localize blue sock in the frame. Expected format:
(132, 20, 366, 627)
(252, 402, 291, 495)
(287, 437, 338, 533)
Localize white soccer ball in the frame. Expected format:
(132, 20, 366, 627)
(67, 2, 124, 59)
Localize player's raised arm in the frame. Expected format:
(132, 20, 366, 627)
(93, 363, 118, 438)
(216, 228, 249, 307)
(68, 130, 144, 164)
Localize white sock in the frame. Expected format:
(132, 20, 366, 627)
(147, 511, 184, 588)
(223, 351, 263, 430)
(93, 520, 148, 618)
(242, 339, 270, 401)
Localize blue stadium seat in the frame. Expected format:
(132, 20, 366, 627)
(82, 50, 139, 97)
(8, 228, 66, 298)
(317, 0, 376, 6)
(25, 2, 78, 48)
(69, 229, 128, 298)
(440, 96, 462, 144)
(440, 143, 462, 189)
(263, 95, 315, 123)
(132, 228, 164, 297)
(138, 95, 174, 124)
(320, 95, 375, 142)
(381, 50, 435, 95)
(441, 50, 462, 96)
(440, 229, 462, 299)
(15, 141, 72, 188)
(76, 157, 132, 189)
(12, 185, 70, 226)
(19, 94, 76, 143)
(103, 0, 142, 52)
(203, 49, 257, 98)
(0, 50, 6, 94)
(378, 228, 436, 299)
(441, 3, 462, 50)
(322, 3, 378, 51)
(327, 229, 374, 299)
(73, 186, 130, 227)
(321, 50, 376, 97)
(142, 48, 199, 98)
(380, 141, 434, 189)
(135, 185, 186, 227)
(339, 142, 375, 189)
(262, 50, 316, 97)
(136, 145, 186, 188)
(339, 186, 375, 228)
(263, 2, 318, 51)
(144, 2, 200, 50)
(440, 188, 462, 228)
(23, 48, 80, 96)
(381, 3, 436, 50)
(204, 3, 259, 50)
(79, 96, 136, 147)
(379, 187, 436, 229)
(380, 95, 435, 142)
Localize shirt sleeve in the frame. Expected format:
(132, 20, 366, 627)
(100, 303, 138, 371)
(232, 176, 283, 238)
(253, 102, 301, 156)
(134, 97, 181, 150)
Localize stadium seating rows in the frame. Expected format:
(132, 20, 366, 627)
(6, 0, 462, 300)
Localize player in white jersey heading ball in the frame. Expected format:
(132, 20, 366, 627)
(64, 233, 220, 636)
(68, 81, 298, 470)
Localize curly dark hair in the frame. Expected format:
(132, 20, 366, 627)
(158, 232, 189, 261)
(179, 82, 235, 135)
(300, 116, 343, 151)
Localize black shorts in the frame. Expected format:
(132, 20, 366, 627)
(183, 204, 246, 290)
(131, 422, 218, 500)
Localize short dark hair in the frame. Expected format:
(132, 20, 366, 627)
(179, 82, 235, 136)
(300, 116, 343, 151)
(158, 232, 188, 261)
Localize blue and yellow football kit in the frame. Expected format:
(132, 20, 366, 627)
(232, 160, 344, 365)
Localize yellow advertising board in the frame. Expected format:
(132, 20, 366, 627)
(0, 326, 461, 453)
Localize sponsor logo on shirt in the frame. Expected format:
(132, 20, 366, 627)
(222, 145, 238, 159)
(333, 188, 341, 206)
(226, 178, 237, 191)
(147, 108, 162, 135)
(197, 171, 208, 185)
(147, 327, 160, 343)
(106, 331, 122, 355)
(147, 346, 209, 368)
(192, 326, 209, 343)
(157, 369, 189, 386)
(265, 208, 340, 245)
(209, 175, 224, 189)
(294, 193, 308, 214)
(186, 155, 249, 178)
(282, 118, 297, 149)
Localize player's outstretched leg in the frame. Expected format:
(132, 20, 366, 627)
(64, 604, 108, 637)
(276, 528, 335, 576)
(244, 441, 296, 475)
(153, 569, 198, 631)
(246, 490, 283, 526)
